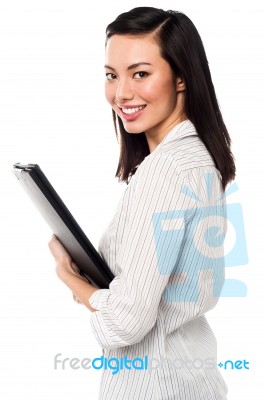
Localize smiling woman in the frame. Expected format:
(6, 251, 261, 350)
(48, 6, 236, 400)
(104, 34, 187, 152)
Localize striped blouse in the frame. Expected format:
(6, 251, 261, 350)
(88, 120, 228, 399)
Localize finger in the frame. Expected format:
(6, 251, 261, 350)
(70, 263, 90, 283)
(70, 262, 80, 274)
(48, 234, 59, 253)
(73, 293, 82, 304)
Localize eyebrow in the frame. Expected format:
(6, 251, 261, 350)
(104, 62, 153, 71)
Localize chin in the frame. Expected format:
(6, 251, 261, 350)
(123, 124, 144, 134)
(126, 130, 144, 135)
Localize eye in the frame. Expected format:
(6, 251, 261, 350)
(133, 71, 149, 79)
(106, 73, 117, 81)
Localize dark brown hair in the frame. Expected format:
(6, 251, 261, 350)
(106, 7, 236, 190)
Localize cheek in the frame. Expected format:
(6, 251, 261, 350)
(138, 80, 160, 102)
(105, 84, 115, 105)
(140, 78, 176, 104)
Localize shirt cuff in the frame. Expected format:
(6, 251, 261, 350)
(88, 288, 110, 310)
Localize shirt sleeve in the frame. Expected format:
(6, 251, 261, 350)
(88, 153, 205, 349)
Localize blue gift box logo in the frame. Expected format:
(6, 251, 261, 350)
(152, 175, 248, 302)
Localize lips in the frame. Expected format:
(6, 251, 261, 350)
(117, 104, 147, 122)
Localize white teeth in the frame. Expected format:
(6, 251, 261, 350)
(122, 105, 145, 115)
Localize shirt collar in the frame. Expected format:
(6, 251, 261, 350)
(151, 119, 197, 154)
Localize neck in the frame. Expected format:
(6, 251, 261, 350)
(145, 113, 188, 153)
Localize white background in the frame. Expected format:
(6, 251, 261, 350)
(0, 0, 265, 398)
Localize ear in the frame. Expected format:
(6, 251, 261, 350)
(176, 76, 186, 92)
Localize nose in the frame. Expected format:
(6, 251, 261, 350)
(115, 78, 134, 103)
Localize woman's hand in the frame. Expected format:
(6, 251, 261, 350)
(48, 234, 98, 311)
(48, 234, 76, 271)
(48, 234, 81, 302)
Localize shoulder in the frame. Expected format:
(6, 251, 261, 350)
(137, 120, 215, 175)
(129, 149, 222, 205)
(158, 124, 215, 172)
(134, 147, 214, 185)
(128, 120, 222, 194)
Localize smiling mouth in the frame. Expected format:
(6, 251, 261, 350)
(121, 105, 146, 115)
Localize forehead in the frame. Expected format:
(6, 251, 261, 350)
(105, 34, 162, 66)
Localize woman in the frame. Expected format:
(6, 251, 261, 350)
(49, 7, 235, 399)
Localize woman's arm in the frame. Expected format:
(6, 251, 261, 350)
(87, 154, 225, 350)
(48, 234, 98, 312)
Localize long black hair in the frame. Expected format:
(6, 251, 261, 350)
(106, 7, 236, 190)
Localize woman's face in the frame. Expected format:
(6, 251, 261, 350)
(104, 34, 186, 150)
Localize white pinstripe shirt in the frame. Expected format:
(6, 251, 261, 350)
(89, 120, 228, 399)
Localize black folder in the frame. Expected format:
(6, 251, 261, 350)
(12, 163, 114, 289)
